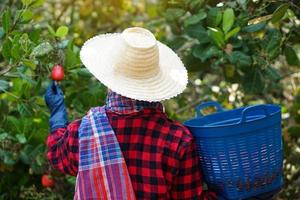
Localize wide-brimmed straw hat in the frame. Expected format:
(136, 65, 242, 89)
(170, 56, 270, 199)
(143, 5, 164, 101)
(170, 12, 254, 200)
(80, 27, 188, 102)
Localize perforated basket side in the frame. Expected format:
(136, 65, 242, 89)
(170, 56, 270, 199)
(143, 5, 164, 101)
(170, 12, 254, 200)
(195, 123, 283, 199)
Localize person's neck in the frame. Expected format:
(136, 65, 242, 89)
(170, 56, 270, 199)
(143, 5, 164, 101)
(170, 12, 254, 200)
(105, 90, 163, 114)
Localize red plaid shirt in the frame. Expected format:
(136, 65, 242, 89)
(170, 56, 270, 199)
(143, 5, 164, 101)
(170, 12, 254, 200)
(47, 91, 217, 200)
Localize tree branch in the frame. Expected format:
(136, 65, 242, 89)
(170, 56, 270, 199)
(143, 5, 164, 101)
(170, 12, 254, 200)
(175, 98, 202, 114)
(280, 71, 300, 80)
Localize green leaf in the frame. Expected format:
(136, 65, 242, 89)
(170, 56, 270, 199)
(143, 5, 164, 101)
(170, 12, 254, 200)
(294, 43, 300, 60)
(0, 133, 13, 141)
(288, 125, 300, 138)
(31, 42, 53, 57)
(9, 117, 33, 135)
(185, 24, 210, 44)
(66, 176, 76, 185)
(165, 8, 185, 21)
(188, 0, 206, 11)
(284, 46, 300, 66)
(70, 68, 91, 77)
(243, 22, 266, 33)
(55, 26, 69, 38)
(19, 33, 31, 53)
(168, 36, 186, 50)
(29, 28, 41, 43)
(222, 8, 235, 33)
(207, 8, 222, 27)
(184, 11, 207, 26)
(228, 51, 252, 67)
(47, 24, 56, 36)
(237, 0, 247, 9)
(264, 29, 281, 59)
(224, 64, 235, 78)
(225, 26, 240, 40)
(11, 43, 21, 60)
(36, 154, 46, 166)
(265, 66, 281, 81)
(207, 27, 225, 48)
(0, 80, 9, 91)
(31, 0, 45, 7)
(2, 151, 17, 165)
(21, 10, 33, 21)
(19, 145, 33, 164)
(271, 3, 289, 24)
(0, 27, 4, 39)
(22, 59, 37, 70)
(2, 39, 12, 59)
(183, 53, 210, 72)
(2, 9, 11, 33)
(0, 100, 9, 123)
(14, 67, 36, 86)
(64, 41, 80, 69)
(78, 68, 92, 77)
(16, 134, 27, 144)
(18, 103, 33, 117)
(243, 67, 264, 93)
(192, 45, 221, 62)
(11, 75, 32, 96)
(21, 0, 32, 6)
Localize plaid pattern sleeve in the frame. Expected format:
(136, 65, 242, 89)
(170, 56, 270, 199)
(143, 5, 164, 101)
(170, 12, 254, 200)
(170, 126, 218, 200)
(46, 120, 81, 176)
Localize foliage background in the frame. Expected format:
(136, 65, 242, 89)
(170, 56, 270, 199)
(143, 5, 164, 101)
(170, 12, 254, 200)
(0, 0, 300, 199)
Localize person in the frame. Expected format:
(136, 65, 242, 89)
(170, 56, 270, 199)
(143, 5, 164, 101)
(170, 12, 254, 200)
(45, 27, 218, 200)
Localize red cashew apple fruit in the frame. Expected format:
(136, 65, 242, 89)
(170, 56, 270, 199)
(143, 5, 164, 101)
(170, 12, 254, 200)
(51, 64, 64, 81)
(41, 174, 55, 188)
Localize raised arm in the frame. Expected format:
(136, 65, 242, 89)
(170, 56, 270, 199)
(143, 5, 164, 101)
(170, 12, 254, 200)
(44, 81, 80, 176)
(46, 121, 80, 176)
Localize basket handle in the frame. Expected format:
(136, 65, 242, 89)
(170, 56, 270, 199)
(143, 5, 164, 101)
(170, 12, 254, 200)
(239, 104, 269, 124)
(195, 101, 224, 117)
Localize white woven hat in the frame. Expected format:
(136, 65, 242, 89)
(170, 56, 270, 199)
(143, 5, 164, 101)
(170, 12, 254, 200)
(80, 27, 188, 102)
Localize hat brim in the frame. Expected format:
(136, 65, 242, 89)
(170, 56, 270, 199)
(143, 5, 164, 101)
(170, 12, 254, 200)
(80, 33, 188, 102)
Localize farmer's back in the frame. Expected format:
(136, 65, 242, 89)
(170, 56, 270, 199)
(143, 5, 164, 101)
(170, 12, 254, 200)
(47, 90, 217, 199)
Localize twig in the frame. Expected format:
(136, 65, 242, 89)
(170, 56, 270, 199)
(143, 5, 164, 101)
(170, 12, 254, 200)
(55, 2, 69, 23)
(280, 71, 300, 80)
(0, 0, 9, 14)
(0, 65, 13, 76)
(0, 88, 20, 99)
(175, 98, 202, 114)
(291, 1, 300, 11)
(5, 4, 28, 36)
(277, 0, 300, 11)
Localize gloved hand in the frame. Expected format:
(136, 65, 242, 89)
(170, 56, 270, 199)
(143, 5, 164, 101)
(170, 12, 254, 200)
(45, 81, 68, 132)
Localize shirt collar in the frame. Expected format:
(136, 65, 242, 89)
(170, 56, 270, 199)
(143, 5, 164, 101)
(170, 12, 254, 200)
(105, 90, 164, 114)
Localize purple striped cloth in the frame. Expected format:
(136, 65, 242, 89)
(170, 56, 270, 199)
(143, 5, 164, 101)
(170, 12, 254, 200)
(74, 106, 136, 200)
(105, 90, 163, 114)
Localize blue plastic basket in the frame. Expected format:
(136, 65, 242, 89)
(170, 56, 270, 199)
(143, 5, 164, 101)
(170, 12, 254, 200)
(184, 101, 283, 200)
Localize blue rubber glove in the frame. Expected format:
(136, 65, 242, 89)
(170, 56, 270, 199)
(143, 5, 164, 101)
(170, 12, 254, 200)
(44, 81, 68, 132)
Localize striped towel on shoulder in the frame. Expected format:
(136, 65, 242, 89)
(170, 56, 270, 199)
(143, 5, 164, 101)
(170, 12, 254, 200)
(74, 106, 136, 200)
